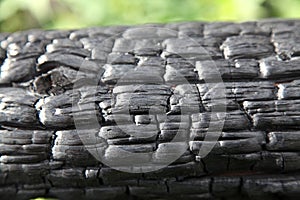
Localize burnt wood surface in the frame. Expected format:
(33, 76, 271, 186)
(1, 19, 300, 199)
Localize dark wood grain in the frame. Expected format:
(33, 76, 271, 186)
(1, 19, 300, 200)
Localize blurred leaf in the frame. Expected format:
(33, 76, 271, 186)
(0, 0, 300, 32)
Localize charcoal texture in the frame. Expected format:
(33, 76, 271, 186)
(1, 19, 300, 200)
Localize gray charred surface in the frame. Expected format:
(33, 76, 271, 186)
(1, 19, 300, 200)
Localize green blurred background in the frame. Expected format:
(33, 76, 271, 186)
(1, 0, 300, 32)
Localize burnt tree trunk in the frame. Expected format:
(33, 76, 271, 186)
(1, 19, 300, 200)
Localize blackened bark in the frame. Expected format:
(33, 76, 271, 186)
(1, 19, 300, 200)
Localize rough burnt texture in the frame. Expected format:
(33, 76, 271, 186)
(1, 19, 300, 200)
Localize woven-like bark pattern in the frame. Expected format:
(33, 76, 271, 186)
(1, 19, 300, 200)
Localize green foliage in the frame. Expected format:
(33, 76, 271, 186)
(1, 0, 300, 32)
